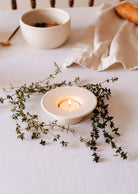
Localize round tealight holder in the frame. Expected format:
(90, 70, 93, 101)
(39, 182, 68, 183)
(41, 86, 97, 125)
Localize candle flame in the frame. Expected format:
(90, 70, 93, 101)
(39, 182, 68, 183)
(68, 99, 71, 106)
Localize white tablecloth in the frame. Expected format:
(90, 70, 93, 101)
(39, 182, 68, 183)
(0, 7, 138, 194)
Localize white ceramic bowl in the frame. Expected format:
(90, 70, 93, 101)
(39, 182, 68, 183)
(41, 86, 97, 125)
(20, 8, 71, 49)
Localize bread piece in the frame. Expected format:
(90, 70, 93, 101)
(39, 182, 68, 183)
(115, 3, 138, 24)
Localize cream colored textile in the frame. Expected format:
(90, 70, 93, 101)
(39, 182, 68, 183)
(64, 2, 138, 71)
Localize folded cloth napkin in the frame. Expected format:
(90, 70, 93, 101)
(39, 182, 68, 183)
(63, 1, 138, 71)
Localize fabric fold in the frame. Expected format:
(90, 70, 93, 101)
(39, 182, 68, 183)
(63, 1, 138, 71)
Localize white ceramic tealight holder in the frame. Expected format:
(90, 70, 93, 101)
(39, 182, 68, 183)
(41, 86, 97, 125)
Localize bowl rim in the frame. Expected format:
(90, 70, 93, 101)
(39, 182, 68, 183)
(20, 7, 71, 30)
(40, 86, 97, 119)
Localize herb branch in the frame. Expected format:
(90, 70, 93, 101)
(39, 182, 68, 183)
(0, 64, 127, 162)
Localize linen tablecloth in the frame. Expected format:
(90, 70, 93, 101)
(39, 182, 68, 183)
(0, 7, 138, 194)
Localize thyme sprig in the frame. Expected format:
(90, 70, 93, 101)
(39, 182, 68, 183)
(83, 79, 127, 162)
(0, 64, 127, 162)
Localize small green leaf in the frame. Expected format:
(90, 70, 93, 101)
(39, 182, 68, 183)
(40, 139, 46, 146)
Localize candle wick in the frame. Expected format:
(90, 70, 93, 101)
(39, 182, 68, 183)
(68, 99, 71, 107)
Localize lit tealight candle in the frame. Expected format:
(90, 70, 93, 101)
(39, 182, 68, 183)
(58, 98, 80, 112)
(41, 86, 97, 125)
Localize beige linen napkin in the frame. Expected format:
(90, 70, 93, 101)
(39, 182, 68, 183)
(63, 2, 138, 71)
